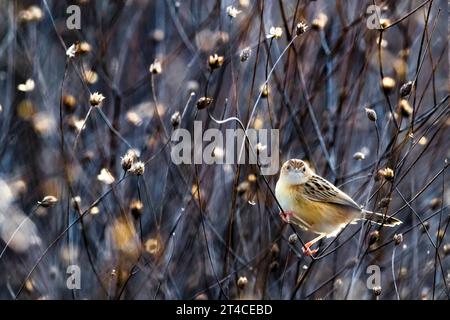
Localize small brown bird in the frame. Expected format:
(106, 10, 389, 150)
(275, 159, 401, 255)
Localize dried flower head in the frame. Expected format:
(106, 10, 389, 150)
(267, 27, 283, 39)
(66, 44, 77, 59)
(149, 59, 162, 74)
(89, 92, 105, 107)
(288, 233, 298, 245)
(226, 5, 241, 18)
(381, 76, 396, 92)
(38, 195, 58, 208)
(71, 196, 81, 211)
(372, 286, 382, 296)
(369, 230, 380, 245)
(421, 221, 430, 233)
(144, 237, 161, 257)
(121, 149, 139, 171)
(399, 99, 413, 117)
(296, 21, 308, 35)
(271, 243, 280, 258)
(378, 197, 392, 208)
(394, 233, 403, 245)
(63, 95, 77, 112)
(17, 79, 35, 92)
(443, 244, 450, 256)
(97, 168, 115, 185)
(237, 276, 248, 289)
(365, 108, 377, 122)
(378, 167, 394, 181)
(429, 198, 442, 211)
(400, 81, 413, 97)
(353, 151, 365, 160)
(380, 18, 391, 29)
(240, 47, 252, 62)
(18, 6, 44, 22)
(171, 111, 181, 127)
(208, 54, 224, 70)
(76, 42, 91, 54)
(130, 199, 144, 218)
(196, 97, 213, 110)
(129, 161, 145, 176)
(90, 206, 100, 215)
(311, 13, 328, 30)
(261, 84, 269, 98)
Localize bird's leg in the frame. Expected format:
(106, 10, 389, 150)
(279, 211, 294, 224)
(302, 234, 325, 256)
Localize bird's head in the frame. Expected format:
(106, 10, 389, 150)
(279, 159, 314, 185)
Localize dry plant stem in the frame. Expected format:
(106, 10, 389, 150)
(15, 175, 130, 299)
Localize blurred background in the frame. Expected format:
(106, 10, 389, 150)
(0, 0, 448, 300)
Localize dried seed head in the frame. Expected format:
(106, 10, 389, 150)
(271, 243, 280, 258)
(130, 199, 144, 218)
(400, 81, 413, 97)
(380, 18, 391, 29)
(97, 168, 115, 185)
(144, 237, 161, 255)
(196, 97, 213, 110)
(381, 76, 396, 92)
(421, 221, 430, 233)
(17, 79, 35, 92)
(353, 151, 365, 160)
(226, 5, 241, 18)
(365, 108, 377, 122)
(443, 244, 450, 256)
(429, 198, 442, 211)
(393, 233, 403, 245)
(121, 149, 138, 171)
(378, 197, 392, 208)
(240, 47, 252, 62)
(18, 6, 44, 23)
(237, 276, 248, 289)
(267, 26, 283, 39)
(369, 230, 380, 245)
(399, 99, 413, 117)
(296, 21, 308, 35)
(66, 44, 77, 59)
(311, 13, 328, 30)
(38, 195, 58, 208)
(288, 233, 298, 245)
(437, 229, 445, 241)
(76, 42, 91, 55)
(261, 84, 269, 98)
(208, 54, 224, 70)
(89, 92, 105, 107)
(236, 181, 250, 195)
(71, 196, 81, 211)
(149, 59, 162, 74)
(171, 111, 181, 127)
(372, 286, 382, 296)
(90, 206, 100, 215)
(378, 167, 394, 181)
(63, 95, 77, 113)
(129, 161, 145, 176)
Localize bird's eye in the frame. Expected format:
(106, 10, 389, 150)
(285, 165, 291, 171)
(302, 167, 306, 172)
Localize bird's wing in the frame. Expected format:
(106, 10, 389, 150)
(302, 175, 361, 210)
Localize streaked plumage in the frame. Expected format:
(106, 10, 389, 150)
(275, 159, 401, 254)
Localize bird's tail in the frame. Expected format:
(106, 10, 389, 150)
(361, 210, 402, 227)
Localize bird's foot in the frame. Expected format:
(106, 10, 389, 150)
(279, 211, 294, 224)
(302, 241, 319, 256)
